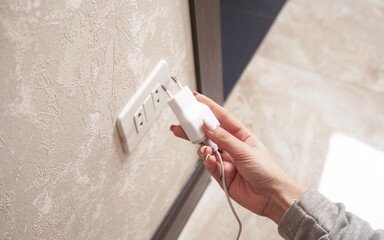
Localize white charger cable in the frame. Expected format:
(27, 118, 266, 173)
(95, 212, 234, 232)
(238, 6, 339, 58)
(216, 150, 242, 240)
(163, 76, 242, 240)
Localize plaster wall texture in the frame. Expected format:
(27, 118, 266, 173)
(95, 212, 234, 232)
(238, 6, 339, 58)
(0, 0, 198, 239)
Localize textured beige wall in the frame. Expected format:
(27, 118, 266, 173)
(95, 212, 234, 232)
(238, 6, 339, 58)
(0, 0, 198, 239)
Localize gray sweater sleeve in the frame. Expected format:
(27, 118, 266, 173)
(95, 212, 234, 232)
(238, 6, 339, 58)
(278, 189, 384, 240)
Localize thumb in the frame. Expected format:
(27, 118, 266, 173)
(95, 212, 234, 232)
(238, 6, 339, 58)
(203, 119, 248, 158)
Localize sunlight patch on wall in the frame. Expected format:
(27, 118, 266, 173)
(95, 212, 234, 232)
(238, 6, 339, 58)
(319, 132, 384, 229)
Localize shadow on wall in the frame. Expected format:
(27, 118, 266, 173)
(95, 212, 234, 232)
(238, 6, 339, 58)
(220, 0, 286, 99)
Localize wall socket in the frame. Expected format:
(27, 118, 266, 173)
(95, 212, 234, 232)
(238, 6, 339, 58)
(117, 60, 170, 153)
(151, 84, 162, 109)
(133, 106, 146, 133)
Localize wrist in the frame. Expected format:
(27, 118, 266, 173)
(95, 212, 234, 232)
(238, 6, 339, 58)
(263, 178, 306, 224)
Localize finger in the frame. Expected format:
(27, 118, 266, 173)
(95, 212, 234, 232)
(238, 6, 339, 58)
(221, 150, 234, 164)
(198, 146, 221, 182)
(197, 145, 213, 159)
(170, 125, 189, 141)
(199, 145, 238, 189)
(200, 146, 234, 165)
(203, 120, 249, 159)
(193, 91, 252, 142)
(203, 154, 221, 183)
(204, 152, 237, 190)
(215, 151, 238, 191)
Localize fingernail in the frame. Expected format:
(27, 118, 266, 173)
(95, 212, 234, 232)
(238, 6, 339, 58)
(192, 91, 198, 96)
(200, 145, 207, 154)
(204, 154, 210, 163)
(203, 118, 218, 131)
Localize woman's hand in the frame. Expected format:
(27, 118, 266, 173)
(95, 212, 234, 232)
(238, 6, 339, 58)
(170, 92, 306, 224)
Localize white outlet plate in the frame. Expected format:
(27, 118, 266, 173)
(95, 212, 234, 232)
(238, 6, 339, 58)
(117, 60, 170, 153)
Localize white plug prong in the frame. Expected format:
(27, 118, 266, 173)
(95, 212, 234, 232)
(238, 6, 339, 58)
(171, 76, 183, 90)
(161, 84, 173, 98)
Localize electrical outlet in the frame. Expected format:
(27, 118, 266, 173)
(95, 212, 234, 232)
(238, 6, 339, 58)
(133, 106, 146, 132)
(116, 60, 170, 153)
(151, 84, 162, 109)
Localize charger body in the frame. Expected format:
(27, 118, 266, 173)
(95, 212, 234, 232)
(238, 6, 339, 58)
(167, 86, 219, 145)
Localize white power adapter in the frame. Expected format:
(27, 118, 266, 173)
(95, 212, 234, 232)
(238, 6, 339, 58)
(162, 76, 242, 240)
(163, 77, 219, 151)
